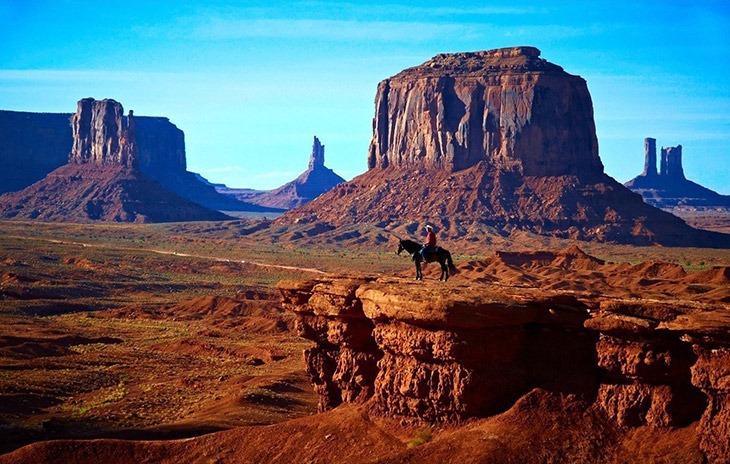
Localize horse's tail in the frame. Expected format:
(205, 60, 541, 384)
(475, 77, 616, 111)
(446, 251, 457, 271)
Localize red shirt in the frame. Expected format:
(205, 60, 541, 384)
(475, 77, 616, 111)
(426, 231, 436, 247)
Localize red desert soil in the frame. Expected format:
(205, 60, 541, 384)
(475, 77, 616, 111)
(1, 223, 728, 463)
(0, 391, 705, 464)
(410, 245, 730, 303)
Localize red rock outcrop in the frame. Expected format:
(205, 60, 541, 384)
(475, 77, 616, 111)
(368, 47, 603, 177)
(280, 249, 730, 463)
(586, 300, 730, 462)
(280, 47, 730, 248)
(280, 277, 595, 422)
(70, 98, 137, 168)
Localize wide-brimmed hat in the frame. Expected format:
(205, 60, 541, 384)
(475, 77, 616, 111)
(425, 225, 433, 230)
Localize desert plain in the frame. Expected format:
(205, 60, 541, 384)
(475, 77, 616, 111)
(0, 216, 728, 463)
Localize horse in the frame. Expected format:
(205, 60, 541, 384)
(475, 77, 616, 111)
(397, 239, 457, 281)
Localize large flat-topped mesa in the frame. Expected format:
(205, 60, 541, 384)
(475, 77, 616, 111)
(397, 46, 561, 77)
(368, 46, 603, 176)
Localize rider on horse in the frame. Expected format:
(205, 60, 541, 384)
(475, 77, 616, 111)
(421, 225, 436, 261)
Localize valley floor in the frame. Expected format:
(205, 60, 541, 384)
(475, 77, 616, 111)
(0, 219, 729, 462)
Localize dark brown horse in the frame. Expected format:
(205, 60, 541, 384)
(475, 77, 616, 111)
(397, 239, 456, 281)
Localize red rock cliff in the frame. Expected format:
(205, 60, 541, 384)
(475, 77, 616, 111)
(368, 47, 603, 177)
(279, 270, 730, 463)
(70, 98, 137, 168)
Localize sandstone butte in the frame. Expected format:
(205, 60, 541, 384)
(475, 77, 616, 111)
(280, 46, 730, 248)
(625, 137, 730, 209)
(277, 245, 730, 463)
(0, 98, 231, 223)
(0, 102, 276, 213)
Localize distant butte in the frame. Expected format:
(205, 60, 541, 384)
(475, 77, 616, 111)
(0, 102, 277, 213)
(279, 46, 730, 248)
(625, 137, 730, 209)
(0, 98, 229, 223)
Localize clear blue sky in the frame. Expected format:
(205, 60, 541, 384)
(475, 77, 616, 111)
(1, 1, 728, 193)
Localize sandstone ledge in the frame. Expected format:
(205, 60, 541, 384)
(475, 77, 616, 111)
(279, 275, 730, 463)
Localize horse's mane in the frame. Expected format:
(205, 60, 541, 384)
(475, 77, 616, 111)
(399, 239, 422, 253)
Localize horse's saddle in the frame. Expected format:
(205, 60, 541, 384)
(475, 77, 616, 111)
(422, 246, 441, 261)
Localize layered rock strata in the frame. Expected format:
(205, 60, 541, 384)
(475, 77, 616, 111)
(586, 300, 730, 462)
(368, 46, 603, 177)
(280, 272, 730, 463)
(279, 277, 595, 421)
(70, 98, 137, 167)
(281, 47, 730, 247)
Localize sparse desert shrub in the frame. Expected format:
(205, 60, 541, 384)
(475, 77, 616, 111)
(407, 427, 433, 448)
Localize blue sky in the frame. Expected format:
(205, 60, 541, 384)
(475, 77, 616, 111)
(1, 0, 728, 193)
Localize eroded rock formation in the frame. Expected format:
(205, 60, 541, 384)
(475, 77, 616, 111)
(70, 98, 137, 168)
(279, 250, 730, 462)
(0, 98, 230, 222)
(368, 47, 603, 178)
(0, 101, 271, 213)
(587, 300, 730, 462)
(625, 138, 730, 209)
(642, 137, 658, 178)
(280, 277, 595, 421)
(281, 47, 730, 247)
(226, 136, 345, 210)
(309, 136, 325, 169)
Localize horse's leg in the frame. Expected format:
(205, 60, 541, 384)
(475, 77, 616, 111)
(415, 259, 421, 280)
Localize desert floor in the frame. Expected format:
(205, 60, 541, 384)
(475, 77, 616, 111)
(1, 218, 729, 456)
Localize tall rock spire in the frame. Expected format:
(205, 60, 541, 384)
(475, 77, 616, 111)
(309, 136, 325, 170)
(642, 137, 658, 177)
(661, 145, 685, 180)
(69, 98, 138, 168)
